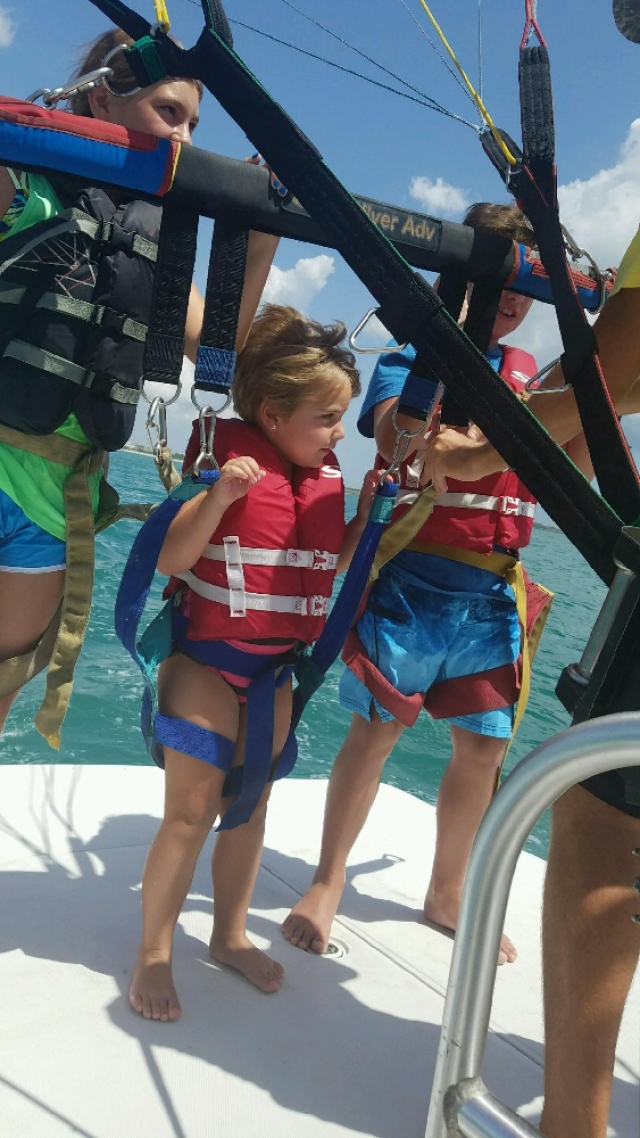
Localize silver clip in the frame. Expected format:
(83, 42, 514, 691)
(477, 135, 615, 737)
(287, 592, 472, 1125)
(524, 356, 572, 395)
(27, 68, 114, 108)
(145, 396, 168, 463)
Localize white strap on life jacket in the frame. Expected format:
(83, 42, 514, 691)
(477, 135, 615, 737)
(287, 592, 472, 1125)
(178, 569, 330, 618)
(223, 537, 247, 618)
(434, 492, 536, 518)
(202, 543, 339, 570)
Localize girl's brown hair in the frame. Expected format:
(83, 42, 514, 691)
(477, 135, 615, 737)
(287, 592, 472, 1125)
(68, 28, 203, 116)
(233, 304, 361, 424)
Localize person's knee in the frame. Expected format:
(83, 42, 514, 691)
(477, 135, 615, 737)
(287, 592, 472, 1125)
(345, 710, 403, 764)
(165, 789, 220, 835)
(450, 728, 506, 769)
(0, 689, 19, 734)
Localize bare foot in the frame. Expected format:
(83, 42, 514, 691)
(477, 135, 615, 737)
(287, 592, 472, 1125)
(129, 957, 182, 1021)
(281, 878, 344, 953)
(423, 893, 517, 966)
(210, 932, 284, 993)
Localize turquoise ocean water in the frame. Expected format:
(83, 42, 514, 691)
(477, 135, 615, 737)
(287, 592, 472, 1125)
(1, 450, 607, 857)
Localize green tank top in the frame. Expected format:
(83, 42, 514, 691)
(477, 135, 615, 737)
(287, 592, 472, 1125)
(0, 170, 101, 541)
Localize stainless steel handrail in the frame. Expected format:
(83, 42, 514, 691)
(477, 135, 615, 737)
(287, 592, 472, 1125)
(425, 712, 640, 1138)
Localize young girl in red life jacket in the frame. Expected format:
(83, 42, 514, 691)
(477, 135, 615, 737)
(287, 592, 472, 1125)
(0, 26, 279, 745)
(129, 304, 376, 1021)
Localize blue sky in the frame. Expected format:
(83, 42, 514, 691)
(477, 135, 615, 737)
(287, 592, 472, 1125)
(2, 0, 640, 491)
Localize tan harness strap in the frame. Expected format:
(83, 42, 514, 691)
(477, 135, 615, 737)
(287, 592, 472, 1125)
(34, 449, 99, 747)
(0, 611, 61, 700)
(154, 444, 182, 493)
(0, 421, 95, 467)
(369, 483, 437, 585)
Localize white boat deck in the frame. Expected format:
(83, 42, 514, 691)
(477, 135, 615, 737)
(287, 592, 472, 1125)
(0, 765, 637, 1138)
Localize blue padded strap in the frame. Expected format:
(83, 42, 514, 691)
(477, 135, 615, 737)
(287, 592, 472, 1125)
(194, 344, 236, 393)
(217, 665, 276, 831)
(154, 713, 236, 772)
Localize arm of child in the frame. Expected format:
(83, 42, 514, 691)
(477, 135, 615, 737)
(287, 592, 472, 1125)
(433, 286, 640, 487)
(336, 469, 382, 574)
(157, 457, 265, 577)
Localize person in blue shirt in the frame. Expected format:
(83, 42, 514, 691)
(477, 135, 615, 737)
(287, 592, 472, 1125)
(283, 202, 550, 966)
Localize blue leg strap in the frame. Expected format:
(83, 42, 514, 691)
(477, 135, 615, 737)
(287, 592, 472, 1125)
(154, 712, 236, 773)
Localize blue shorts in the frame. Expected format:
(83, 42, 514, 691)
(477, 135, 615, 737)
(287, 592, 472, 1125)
(0, 488, 66, 572)
(339, 556, 520, 738)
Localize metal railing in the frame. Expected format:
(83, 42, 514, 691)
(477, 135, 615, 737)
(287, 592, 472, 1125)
(424, 712, 640, 1138)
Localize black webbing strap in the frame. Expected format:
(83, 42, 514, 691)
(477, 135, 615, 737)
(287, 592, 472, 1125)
(86, 0, 623, 582)
(514, 42, 640, 525)
(194, 212, 249, 397)
(143, 203, 199, 387)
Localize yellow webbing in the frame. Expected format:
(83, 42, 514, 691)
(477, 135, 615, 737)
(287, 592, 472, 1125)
(369, 483, 437, 585)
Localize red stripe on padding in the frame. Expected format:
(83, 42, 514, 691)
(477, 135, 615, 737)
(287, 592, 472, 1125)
(0, 97, 166, 153)
(423, 661, 519, 720)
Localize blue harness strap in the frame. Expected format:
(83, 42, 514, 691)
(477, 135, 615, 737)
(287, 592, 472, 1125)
(115, 470, 299, 830)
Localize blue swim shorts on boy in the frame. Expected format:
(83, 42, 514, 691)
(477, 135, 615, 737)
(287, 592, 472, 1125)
(339, 553, 520, 738)
(0, 487, 66, 572)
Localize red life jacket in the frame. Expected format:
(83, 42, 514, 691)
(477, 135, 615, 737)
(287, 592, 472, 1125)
(176, 417, 345, 644)
(391, 345, 538, 554)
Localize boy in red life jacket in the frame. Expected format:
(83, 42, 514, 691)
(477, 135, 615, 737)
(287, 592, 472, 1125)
(283, 203, 549, 966)
(129, 305, 378, 1021)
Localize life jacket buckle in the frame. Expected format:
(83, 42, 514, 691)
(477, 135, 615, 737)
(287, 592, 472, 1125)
(309, 595, 329, 617)
(500, 496, 521, 516)
(312, 550, 332, 570)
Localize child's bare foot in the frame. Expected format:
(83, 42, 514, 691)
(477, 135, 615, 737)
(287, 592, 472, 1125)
(129, 957, 182, 1021)
(281, 878, 344, 954)
(424, 891, 517, 966)
(210, 932, 284, 993)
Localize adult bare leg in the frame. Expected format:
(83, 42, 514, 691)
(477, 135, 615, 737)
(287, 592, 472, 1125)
(423, 724, 516, 964)
(210, 682, 293, 993)
(129, 655, 235, 1022)
(0, 569, 64, 732)
(282, 709, 404, 953)
(540, 785, 640, 1138)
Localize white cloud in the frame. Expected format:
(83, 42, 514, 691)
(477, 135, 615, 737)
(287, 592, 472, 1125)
(409, 175, 470, 218)
(0, 7, 16, 47)
(262, 253, 335, 308)
(557, 119, 640, 267)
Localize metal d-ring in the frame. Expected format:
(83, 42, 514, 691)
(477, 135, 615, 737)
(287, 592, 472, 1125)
(524, 356, 572, 395)
(190, 387, 232, 415)
(101, 45, 142, 99)
(348, 308, 407, 355)
(141, 379, 182, 407)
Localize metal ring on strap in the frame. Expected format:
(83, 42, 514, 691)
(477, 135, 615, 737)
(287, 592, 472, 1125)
(348, 308, 408, 355)
(101, 45, 142, 98)
(190, 387, 232, 415)
(141, 379, 182, 407)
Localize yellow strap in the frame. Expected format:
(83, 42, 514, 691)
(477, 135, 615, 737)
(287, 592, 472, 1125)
(416, 0, 517, 167)
(369, 484, 437, 585)
(154, 0, 170, 31)
(0, 611, 61, 700)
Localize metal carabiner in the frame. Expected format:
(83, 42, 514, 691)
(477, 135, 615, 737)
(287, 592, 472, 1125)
(561, 225, 612, 316)
(145, 396, 168, 462)
(348, 308, 408, 355)
(26, 68, 113, 108)
(524, 356, 572, 395)
(386, 407, 428, 479)
(192, 405, 221, 474)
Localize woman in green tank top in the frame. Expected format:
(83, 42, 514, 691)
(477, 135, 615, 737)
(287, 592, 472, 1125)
(0, 27, 279, 742)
